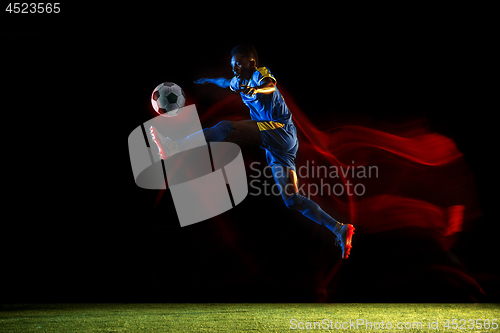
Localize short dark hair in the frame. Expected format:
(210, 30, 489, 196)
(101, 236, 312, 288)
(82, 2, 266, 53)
(231, 44, 258, 66)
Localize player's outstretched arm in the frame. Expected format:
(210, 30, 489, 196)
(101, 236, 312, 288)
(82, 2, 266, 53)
(194, 77, 230, 89)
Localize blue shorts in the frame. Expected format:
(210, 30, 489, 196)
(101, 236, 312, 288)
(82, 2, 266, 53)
(256, 121, 298, 171)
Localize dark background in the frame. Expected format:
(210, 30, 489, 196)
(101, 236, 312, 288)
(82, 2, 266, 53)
(2, 7, 497, 303)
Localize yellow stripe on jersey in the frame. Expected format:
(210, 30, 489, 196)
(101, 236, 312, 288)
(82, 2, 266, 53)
(257, 121, 285, 131)
(256, 67, 276, 85)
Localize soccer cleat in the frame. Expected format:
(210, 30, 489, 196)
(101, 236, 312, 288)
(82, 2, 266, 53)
(335, 223, 355, 259)
(149, 125, 179, 160)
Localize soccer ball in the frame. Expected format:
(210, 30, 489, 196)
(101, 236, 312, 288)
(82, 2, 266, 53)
(151, 82, 185, 117)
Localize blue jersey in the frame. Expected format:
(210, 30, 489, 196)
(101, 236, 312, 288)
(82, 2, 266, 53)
(229, 67, 292, 124)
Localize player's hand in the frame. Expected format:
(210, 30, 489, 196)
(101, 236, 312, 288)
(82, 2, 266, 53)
(194, 78, 209, 84)
(239, 85, 257, 96)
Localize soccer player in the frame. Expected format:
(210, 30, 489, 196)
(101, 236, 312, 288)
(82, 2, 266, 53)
(150, 44, 355, 259)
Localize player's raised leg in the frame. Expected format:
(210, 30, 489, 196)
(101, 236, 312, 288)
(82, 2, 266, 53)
(272, 164, 355, 259)
(150, 121, 232, 160)
(150, 120, 262, 160)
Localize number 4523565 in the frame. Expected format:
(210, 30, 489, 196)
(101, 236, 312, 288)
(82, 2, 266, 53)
(444, 319, 498, 330)
(6, 3, 61, 13)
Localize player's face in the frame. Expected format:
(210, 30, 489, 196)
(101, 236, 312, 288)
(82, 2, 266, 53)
(231, 54, 255, 80)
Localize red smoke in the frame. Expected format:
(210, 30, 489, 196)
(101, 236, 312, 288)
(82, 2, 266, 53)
(198, 87, 481, 245)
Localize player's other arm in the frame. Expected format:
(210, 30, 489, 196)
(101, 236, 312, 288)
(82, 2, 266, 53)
(194, 77, 230, 88)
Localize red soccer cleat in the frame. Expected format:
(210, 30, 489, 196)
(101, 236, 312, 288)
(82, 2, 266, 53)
(149, 125, 166, 160)
(335, 223, 355, 259)
(149, 125, 179, 160)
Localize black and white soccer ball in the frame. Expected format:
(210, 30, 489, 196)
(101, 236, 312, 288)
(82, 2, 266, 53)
(151, 82, 185, 117)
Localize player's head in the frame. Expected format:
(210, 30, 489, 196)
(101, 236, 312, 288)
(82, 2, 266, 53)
(231, 44, 258, 80)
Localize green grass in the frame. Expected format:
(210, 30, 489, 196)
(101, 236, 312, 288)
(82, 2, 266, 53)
(0, 303, 498, 332)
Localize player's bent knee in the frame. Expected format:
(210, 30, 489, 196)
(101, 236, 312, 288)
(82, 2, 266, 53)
(284, 192, 323, 215)
(284, 193, 305, 211)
